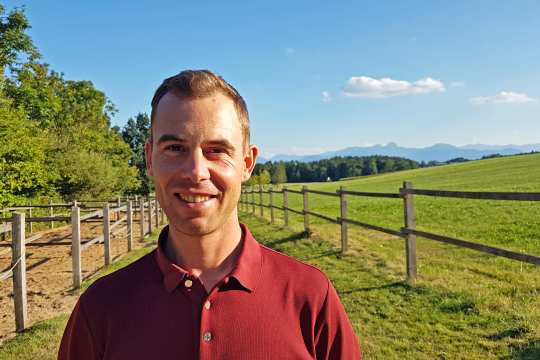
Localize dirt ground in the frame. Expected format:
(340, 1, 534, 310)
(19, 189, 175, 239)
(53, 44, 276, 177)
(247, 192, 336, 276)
(0, 214, 156, 343)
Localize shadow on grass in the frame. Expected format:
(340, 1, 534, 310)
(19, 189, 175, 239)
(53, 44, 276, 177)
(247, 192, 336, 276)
(265, 231, 307, 247)
(505, 339, 540, 360)
(487, 326, 530, 341)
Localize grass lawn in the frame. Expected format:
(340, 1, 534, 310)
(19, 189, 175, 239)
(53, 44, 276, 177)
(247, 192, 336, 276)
(0, 231, 160, 360)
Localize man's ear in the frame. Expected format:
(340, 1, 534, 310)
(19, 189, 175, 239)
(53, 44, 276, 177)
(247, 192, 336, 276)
(242, 144, 259, 182)
(144, 141, 154, 177)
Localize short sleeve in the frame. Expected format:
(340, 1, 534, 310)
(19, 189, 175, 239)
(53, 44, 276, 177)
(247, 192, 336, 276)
(58, 299, 99, 360)
(314, 279, 362, 359)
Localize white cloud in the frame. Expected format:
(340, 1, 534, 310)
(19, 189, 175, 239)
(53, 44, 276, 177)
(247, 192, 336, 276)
(450, 81, 465, 88)
(470, 91, 536, 105)
(342, 76, 445, 98)
(322, 91, 332, 103)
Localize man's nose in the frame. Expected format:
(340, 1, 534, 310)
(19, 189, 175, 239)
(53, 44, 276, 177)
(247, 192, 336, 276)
(182, 149, 210, 183)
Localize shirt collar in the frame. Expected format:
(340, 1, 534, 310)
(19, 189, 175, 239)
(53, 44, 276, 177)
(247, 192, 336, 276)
(154, 223, 262, 294)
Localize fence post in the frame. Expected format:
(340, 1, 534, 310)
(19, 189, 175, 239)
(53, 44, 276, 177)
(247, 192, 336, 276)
(339, 186, 349, 254)
(1, 209, 6, 241)
(28, 208, 32, 234)
(116, 196, 121, 221)
(154, 199, 159, 228)
(140, 198, 146, 240)
(259, 186, 264, 216)
(71, 205, 82, 288)
(269, 187, 275, 224)
(103, 203, 111, 266)
(250, 188, 255, 213)
(147, 196, 153, 234)
(49, 200, 54, 229)
(303, 185, 310, 236)
(403, 181, 417, 284)
(127, 200, 133, 252)
(283, 186, 289, 227)
(12, 212, 27, 332)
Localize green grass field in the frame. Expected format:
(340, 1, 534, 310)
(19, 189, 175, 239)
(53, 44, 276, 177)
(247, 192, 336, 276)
(249, 153, 540, 255)
(242, 153, 540, 358)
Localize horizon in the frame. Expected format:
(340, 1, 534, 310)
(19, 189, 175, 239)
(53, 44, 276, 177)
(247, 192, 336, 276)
(4, 0, 539, 158)
(261, 141, 540, 159)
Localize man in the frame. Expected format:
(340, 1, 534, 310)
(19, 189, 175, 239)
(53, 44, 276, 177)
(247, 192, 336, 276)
(58, 70, 361, 359)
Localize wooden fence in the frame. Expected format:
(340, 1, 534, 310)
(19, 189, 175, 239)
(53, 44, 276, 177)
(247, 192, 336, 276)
(0, 196, 165, 333)
(240, 182, 540, 285)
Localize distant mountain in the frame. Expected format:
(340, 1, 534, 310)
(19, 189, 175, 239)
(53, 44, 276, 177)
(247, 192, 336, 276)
(261, 143, 540, 163)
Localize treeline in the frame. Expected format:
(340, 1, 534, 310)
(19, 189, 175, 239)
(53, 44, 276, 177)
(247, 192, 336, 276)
(247, 156, 420, 185)
(0, 5, 146, 206)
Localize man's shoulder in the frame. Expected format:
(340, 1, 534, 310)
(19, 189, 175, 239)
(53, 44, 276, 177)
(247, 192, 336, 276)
(79, 250, 158, 307)
(258, 243, 330, 290)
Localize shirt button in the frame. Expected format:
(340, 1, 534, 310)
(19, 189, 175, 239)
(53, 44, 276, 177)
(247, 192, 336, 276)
(204, 300, 211, 310)
(203, 332, 212, 342)
(184, 279, 193, 288)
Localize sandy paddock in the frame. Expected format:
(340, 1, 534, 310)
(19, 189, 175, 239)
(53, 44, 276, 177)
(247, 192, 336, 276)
(0, 215, 154, 343)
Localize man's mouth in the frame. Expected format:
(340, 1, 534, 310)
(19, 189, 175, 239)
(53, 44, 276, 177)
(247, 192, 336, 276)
(175, 193, 216, 203)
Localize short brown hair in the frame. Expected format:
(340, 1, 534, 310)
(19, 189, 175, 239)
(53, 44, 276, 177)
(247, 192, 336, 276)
(150, 70, 250, 149)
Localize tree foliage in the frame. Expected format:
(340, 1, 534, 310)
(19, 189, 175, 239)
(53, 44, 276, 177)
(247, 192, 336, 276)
(0, 5, 140, 205)
(253, 155, 420, 184)
(121, 112, 153, 194)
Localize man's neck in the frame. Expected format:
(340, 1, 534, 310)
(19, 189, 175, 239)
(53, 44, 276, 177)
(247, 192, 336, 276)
(165, 217, 243, 290)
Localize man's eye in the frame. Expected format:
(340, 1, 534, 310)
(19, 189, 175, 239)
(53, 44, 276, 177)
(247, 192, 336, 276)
(208, 148, 226, 154)
(165, 144, 185, 152)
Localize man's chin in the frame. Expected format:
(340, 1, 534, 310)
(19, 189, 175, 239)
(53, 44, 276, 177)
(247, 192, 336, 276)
(170, 218, 215, 237)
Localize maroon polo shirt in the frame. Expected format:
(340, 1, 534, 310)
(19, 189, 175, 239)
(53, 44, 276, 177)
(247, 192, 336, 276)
(58, 224, 361, 359)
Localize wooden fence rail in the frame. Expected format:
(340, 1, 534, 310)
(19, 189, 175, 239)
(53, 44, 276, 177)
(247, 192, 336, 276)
(240, 183, 540, 285)
(0, 196, 166, 333)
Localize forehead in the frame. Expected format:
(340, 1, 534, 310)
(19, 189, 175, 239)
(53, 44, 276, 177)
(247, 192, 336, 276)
(152, 92, 241, 141)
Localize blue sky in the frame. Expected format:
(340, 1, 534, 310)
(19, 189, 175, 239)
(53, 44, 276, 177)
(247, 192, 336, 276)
(5, 0, 540, 157)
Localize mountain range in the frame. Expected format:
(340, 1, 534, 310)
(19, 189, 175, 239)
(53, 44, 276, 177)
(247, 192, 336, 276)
(258, 143, 540, 163)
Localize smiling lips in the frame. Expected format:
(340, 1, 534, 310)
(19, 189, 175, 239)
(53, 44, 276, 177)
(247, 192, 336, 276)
(176, 193, 216, 203)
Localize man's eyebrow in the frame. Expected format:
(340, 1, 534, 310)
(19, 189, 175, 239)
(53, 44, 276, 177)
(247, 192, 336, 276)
(156, 134, 186, 144)
(205, 138, 235, 151)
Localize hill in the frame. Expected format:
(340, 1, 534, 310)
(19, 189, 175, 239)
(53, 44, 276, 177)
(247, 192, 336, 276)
(257, 152, 540, 255)
(263, 142, 540, 163)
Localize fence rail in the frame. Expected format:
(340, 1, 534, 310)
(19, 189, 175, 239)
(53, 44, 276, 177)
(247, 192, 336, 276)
(240, 183, 540, 285)
(0, 195, 166, 333)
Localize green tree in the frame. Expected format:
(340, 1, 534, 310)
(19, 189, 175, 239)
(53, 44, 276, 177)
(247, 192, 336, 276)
(258, 169, 271, 185)
(0, 97, 52, 205)
(121, 112, 153, 194)
(0, 5, 39, 75)
(271, 162, 287, 184)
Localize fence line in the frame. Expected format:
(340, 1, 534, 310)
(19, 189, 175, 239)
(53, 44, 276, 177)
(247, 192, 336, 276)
(240, 183, 540, 285)
(0, 196, 165, 333)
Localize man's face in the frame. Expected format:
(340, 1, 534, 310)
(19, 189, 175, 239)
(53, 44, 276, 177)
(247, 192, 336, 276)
(145, 92, 257, 236)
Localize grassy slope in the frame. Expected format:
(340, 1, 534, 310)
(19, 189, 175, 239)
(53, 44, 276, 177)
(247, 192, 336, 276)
(244, 153, 540, 358)
(0, 232, 159, 360)
(264, 153, 540, 254)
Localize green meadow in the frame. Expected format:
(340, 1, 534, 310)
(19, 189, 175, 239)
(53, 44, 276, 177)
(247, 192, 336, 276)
(242, 153, 540, 358)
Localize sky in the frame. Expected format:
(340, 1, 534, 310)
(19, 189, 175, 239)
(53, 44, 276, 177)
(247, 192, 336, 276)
(4, 0, 540, 158)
